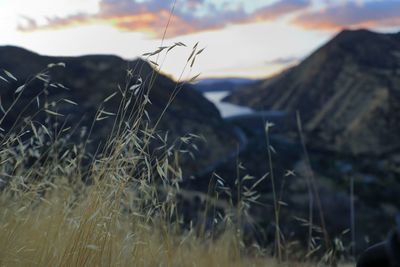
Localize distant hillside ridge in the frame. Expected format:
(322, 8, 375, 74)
(225, 29, 400, 155)
(193, 77, 259, 92)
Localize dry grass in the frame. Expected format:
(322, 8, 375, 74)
(0, 39, 354, 266)
(0, 178, 267, 267)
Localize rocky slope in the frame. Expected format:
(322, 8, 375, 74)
(225, 29, 400, 155)
(0, 46, 238, 176)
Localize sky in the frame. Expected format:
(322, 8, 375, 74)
(1, 0, 400, 80)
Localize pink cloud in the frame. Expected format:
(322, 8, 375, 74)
(293, 1, 400, 31)
(254, 0, 309, 21)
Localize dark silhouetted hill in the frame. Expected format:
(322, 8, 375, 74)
(0, 46, 238, 176)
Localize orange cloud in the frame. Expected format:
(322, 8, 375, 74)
(112, 11, 202, 38)
(17, 0, 311, 38)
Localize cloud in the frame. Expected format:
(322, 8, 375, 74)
(17, 0, 310, 38)
(180, 0, 205, 9)
(254, 0, 309, 21)
(266, 56, 300, 65)
(17, 16, 38, 31)
(293, 1, 400, 31)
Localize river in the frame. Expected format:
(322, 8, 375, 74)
(204, 91, 254, 118)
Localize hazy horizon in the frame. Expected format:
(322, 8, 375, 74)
(1, 0, 400, 80)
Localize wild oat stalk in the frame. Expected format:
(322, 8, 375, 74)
(264, 121, 282, 262)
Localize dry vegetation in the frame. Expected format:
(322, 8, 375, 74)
(0, 39, 355, 266)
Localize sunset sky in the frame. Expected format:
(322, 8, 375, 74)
(1, 0, 400, 79)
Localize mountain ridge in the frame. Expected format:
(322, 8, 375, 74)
(225, 29, 400, 155)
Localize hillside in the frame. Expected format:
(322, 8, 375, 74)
(193, 78, 258, 92)
(0, 46, 238, 176)
(225, 29, 400, 155)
